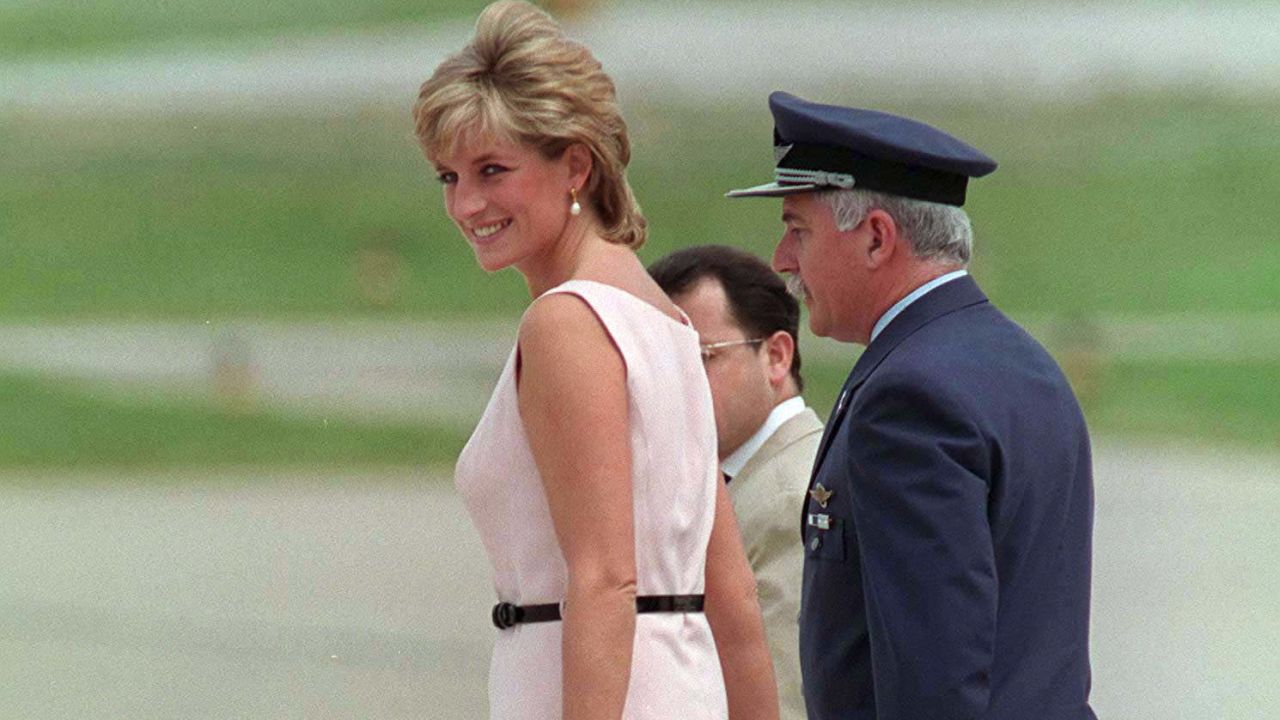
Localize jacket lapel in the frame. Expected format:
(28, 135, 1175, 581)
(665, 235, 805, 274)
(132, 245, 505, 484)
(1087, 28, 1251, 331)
(799, 276, 990, 535)
(735, 408, 824, 484)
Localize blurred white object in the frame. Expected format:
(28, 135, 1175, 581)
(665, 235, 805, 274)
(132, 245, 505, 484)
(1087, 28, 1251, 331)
(2, 3, 1280, 114)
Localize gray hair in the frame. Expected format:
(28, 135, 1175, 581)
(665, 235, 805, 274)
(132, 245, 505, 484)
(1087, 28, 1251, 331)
(819, 189, 973, 265)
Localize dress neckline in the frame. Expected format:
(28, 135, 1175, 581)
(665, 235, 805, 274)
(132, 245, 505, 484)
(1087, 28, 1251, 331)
(547, 278, 695, 332)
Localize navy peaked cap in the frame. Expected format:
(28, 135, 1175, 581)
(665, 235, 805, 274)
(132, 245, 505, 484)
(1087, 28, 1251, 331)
(727, 92, 997, 206)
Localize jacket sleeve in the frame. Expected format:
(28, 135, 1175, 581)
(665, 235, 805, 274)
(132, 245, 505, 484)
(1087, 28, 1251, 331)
(844, 372, 996, 720)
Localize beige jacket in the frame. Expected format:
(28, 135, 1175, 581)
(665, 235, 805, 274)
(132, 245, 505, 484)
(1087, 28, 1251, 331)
(728, 407, 824, 720)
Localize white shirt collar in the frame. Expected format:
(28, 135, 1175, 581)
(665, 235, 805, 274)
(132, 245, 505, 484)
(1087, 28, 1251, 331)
(722, 396, 808, 479)
(869, 270, 968, 343)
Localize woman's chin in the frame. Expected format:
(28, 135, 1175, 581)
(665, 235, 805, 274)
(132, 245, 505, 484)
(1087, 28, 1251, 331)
(474, 250, 513, 274)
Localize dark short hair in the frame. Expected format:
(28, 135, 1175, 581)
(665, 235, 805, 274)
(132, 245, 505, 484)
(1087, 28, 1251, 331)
(648, 245, 803, 391)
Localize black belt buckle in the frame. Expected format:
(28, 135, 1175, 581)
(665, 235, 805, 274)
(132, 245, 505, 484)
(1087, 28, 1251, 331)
(492, 602, 520, 629)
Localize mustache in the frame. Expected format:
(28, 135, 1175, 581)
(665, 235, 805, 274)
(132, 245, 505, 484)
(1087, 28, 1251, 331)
(785, 273, 807, 299)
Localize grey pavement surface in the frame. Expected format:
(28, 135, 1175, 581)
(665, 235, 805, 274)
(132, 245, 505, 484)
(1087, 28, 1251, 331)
(0, 315, 1274, 427)
(0, 320, 515, 427)
(3, 3, 1280, 114)
(3, 443, 1279, 719)
(1, 469, 492, 719)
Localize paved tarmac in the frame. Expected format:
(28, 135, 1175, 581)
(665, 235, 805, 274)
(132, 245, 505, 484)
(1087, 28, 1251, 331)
(0, 320, 516, 427)
(0, 469, 492, 719)
(2, 443, 1278, 719)
(0, 316, 1274, 428)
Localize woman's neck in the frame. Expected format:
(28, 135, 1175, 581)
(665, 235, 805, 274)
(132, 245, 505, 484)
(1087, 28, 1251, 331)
(519, 218, 608, 298)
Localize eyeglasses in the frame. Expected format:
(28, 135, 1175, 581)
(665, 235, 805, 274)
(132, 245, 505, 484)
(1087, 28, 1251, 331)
(699, 338, 766, 363)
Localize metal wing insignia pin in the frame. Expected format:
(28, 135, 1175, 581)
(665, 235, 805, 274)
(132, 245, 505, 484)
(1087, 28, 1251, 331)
(809, 483, 834, 508)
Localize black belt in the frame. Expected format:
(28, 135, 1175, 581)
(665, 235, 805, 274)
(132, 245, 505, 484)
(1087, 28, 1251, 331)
(491, 594, 705, 630)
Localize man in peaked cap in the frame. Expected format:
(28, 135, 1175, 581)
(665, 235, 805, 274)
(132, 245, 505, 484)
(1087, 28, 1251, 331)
(728, 92, 1097, 720)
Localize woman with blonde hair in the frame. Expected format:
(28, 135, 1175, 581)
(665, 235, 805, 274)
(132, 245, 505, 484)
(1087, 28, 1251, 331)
(414, 2, 778, 718)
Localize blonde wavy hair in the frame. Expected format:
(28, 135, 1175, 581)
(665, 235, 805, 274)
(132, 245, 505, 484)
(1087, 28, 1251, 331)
(413, 1, 647, 248)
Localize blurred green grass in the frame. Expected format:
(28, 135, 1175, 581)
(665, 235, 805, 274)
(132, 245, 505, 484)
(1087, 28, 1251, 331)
(1082, 359, 1280, 445)
(0, 0, 477, 58)
(0, 372, 462, 469)
(4, 95, 1277, 462)
(803, 358, 1280, 449)
(4, 96, 1278, 319)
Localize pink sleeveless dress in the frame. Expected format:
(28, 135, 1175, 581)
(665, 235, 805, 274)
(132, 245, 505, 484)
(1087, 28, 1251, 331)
(454, 279, 728, 719)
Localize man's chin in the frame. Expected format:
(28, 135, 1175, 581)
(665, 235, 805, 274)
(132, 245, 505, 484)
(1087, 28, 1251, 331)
(806, 313, 829, 339)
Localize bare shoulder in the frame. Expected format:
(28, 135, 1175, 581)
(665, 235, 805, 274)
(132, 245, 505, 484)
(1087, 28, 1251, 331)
(518, 292, 623, 383)
(516, 292, 630, 476)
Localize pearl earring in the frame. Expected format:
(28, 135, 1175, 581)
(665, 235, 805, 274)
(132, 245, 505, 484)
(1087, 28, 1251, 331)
(569, 187, 581, 216)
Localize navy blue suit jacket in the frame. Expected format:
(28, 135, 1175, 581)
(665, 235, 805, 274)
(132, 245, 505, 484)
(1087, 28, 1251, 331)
(799, 276, 1096, 720)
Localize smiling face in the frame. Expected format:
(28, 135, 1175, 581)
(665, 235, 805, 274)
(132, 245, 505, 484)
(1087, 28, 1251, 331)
(772, 193, 870, 342)
(433, 133, 577, 273)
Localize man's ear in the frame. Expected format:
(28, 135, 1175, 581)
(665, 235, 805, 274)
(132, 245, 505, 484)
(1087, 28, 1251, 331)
(864, 208, 900, 269)
(763, 329, 795, 389)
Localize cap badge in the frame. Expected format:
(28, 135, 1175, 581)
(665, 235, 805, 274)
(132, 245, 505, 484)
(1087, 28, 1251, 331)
(809, 483, 834, 508)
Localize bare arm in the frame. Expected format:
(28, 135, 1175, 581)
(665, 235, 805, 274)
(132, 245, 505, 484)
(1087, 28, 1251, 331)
(518, 294, 636, 720)
(705, 477, 780, 720)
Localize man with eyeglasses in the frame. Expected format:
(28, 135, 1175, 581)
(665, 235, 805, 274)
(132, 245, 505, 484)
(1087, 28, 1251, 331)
(649, 244, 822, 720)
